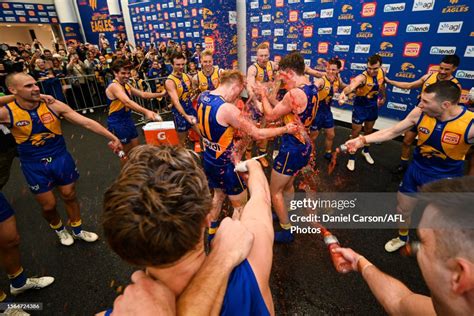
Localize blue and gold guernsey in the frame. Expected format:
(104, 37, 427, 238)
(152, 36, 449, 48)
(167, 73, 197, 132)
(5, 101, 66, 161)
(197, 91, 245, 195)
(197, 67, 220, 92)
(274, 84, 318, 176)
(311, 76, 339, 131)
(422, 72, 460, 94)
(414, 108, 474, 175)
(352, 68, 385, 124)
(254, 62, 274, 83)
(106, 79, 138, 144)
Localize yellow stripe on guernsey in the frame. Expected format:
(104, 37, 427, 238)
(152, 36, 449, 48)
(417, 110, 474, 160)
(168, 73, 192, 101)
(254, 62, 274, 82)
(318, 76, 340, 105)
(7, 101, 62, 145)
(422, 72, 460, 93)
(109, 79, 132, 115)
(197, 98, 234, 159)
(356, 69, 384, 98)
(197, 67, 220, 92)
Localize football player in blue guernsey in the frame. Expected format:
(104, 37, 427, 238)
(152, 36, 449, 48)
(259, 52, 319, 243)
(345, 81, 474, 252)
(339, 54, 387, 171)
(102, 145, 276, 316)
(106, 59, 166, 157)
(196, 70, 297, 236)
(0, 72, 123, 246)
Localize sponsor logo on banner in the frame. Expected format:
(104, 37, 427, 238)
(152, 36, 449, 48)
(262, 14, 271, 22)
(384, 3, 406, 12)
(403, 42, 422, 57)
(396, 63, 417, 79)
(334, 45, 350, 52)
(337, 26, 352, 35)
(392, 86, 411, 94)
(287, 43, 298, 51)
(442, 132, 461, 145)
(318, 27, 333, 35)
(252, 28, 259, 38)
(262, 30, 272, 36)
(437, 21, 463, 33)
(378, 42, 394, 57)
(456, 70, 474, 80)
(320, 8, 334, 18)
(261, 0, 272, 10)
(351, 63, 367, 71)
(318, 42, 329, 54)
(301, 42, 312, 54)
(274, 43, 284, 50)
(275, 11, 285, 23)
(465, 46, 474, 57)
(303, 26, 314, 37)
(442, 2, 469, 13)
(406, 24, 430, 32)
(382, 22, 399, 36)
(289, 10, 299, 22)
(413, 0, 435, 11)
(289, 0, 301, 3)
(276, 0, 284, 7)
(339, 4, 354, 19)
(250, 2, 258, 9)
(304, 59, 311, 67)
(381, 64, 391, 73)
(274, 29, 284, 36)
(303, 11, 318, 19)
(387, 102, 408, 111)
(250, 16, 260, 22)
(288, 26, 298, 38)
(361, 2, 377, 17)
(357, 23, 373, 38)
(430, 46, 456, 55)
(354, 44, 371, 53)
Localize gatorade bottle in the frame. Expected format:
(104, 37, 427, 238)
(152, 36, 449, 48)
(323, 230, 352, 273)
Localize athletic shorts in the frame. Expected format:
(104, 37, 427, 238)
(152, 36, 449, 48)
(203, 159, 246, 196)
(108, 118, 138, 145)
(20, 151, 80, 194)
(352, 106, 378, 125)
(0, 192, 14, 222)
(310, 110, 334, 131)
(172, 107, 197, 133)
(273, 144, 312, 176)
(399, 163, 460, 194)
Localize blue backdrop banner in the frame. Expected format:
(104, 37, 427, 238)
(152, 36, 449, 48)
(0, 2, 58, 24)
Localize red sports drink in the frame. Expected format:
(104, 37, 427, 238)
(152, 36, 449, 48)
(323, 230, 352, 273)
(108, 142, 127, 161)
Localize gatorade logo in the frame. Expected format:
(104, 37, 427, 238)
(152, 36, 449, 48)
(318, 42, 329, 54)
(442, 132, 461, 145)
(361, 2, 377, 17)
(403, 42, 422, 57)
(382, 22, 399, 36)
(157, 132, 166, 140)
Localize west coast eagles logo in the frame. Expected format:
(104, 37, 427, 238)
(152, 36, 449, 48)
(401, 63, 415, 71)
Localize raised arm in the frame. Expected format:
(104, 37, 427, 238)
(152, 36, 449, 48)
(333, 247, 436, 316)
(338, 74, 366, 105)
(385, 74, 427, 90)
(109, 83, 159, 121)
(246, 65, 257, 100)
(130, 84, 167, 100)
(305, 65, 324, 78)
(261, 88, 303, 121)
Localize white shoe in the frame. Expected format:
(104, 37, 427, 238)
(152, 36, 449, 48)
(73, 230, 99, 242)
(10, 276, 55, 295)
(361, 151, 375, 164)
(56, 229, 74, 246)
(81, 109, 87, 114)
(89, 108, 94, 113)
(385, 237, 406, 252)
(346, 159, 355, 171)
(3, 307, 30, 315)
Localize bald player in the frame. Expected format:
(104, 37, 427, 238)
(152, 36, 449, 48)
(0, 72, 122, 246)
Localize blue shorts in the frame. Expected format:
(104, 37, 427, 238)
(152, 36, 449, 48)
(20, 151, 80, 194)
(172, 107, 197, 133)
(0, 192, 14, 222)
(203, 159, 246, 196)
(352, 106, 378, 125)
(108, 118, 138, 145)
(399, 163, 459, 194)
(273, 144, 311, 176)
(310, 111, 334, 131)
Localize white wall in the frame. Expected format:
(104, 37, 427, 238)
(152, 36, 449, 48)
(0, 24, 55, 50)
